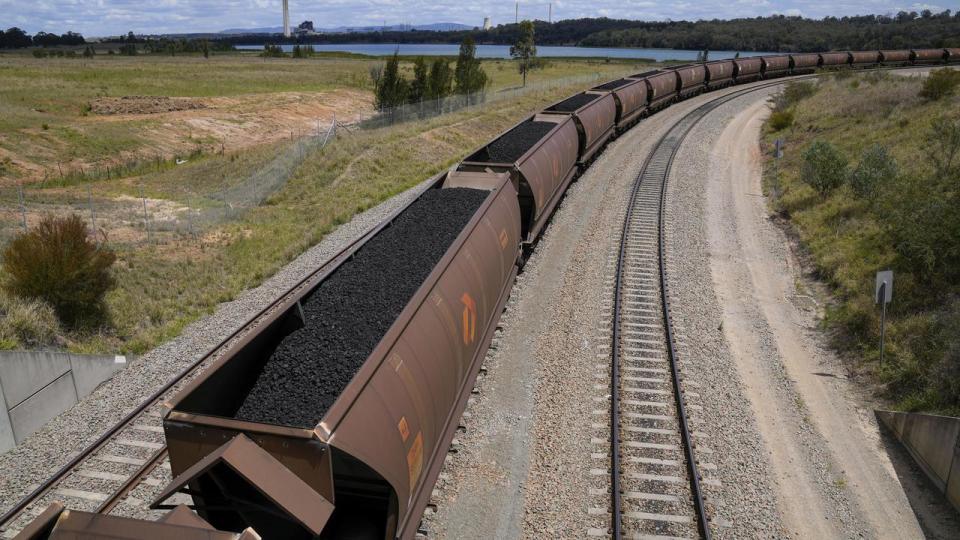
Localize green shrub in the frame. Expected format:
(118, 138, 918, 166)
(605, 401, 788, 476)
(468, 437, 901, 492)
(0, 291, 61, 349)
(920, 68, 960, 101)
(849, 144, 898, 200)
(769, 110, 794, 131)
(801, 140, 848, 196)
(2, 214, 116, 327)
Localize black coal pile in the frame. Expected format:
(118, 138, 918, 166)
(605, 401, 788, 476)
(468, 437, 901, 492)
(476, 120, 555, 163)
(595, 79, 634, 91)
(546, 93, 600, 112)
(233, 187, 489, 428)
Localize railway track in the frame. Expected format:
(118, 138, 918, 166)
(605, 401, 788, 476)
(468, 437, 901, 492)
(604, 79, 806, 539)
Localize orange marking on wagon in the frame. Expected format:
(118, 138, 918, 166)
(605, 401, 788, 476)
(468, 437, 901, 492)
(461, 293, 477, 345)
(407, 432, 424, 495)
(499, 229, 509, 250)
(398, 416, 410, 442)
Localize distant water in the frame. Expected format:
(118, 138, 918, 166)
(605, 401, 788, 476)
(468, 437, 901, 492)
(236, 43, 774, 61)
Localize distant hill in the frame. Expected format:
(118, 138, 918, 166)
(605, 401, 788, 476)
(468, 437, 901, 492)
(219, 22, 472, 35)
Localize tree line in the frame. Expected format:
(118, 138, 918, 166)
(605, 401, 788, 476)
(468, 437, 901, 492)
(0, 27, 85, 48)
(580, 11, 960, 52)
(371, 36, 489, 110)
(214, 12, 959, 53)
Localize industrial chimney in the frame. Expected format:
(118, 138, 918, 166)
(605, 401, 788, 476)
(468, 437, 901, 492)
(283, 0, 291, 37)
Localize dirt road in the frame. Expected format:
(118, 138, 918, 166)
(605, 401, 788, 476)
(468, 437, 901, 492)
(705, 97, 924, 538)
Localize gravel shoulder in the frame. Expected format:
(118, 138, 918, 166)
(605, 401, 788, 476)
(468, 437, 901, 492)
(0, 176, 434, 515)
(679, 91, 924, 538)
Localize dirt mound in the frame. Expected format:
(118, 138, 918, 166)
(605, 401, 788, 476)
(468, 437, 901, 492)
(90, 96, 206, 115)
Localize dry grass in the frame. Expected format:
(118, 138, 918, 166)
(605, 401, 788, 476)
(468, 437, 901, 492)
(0, 289, 62, 350)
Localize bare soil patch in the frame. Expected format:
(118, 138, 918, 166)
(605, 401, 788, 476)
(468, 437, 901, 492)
(90, 96, 206, 115)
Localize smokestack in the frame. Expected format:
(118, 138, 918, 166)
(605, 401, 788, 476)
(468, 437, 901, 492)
(549, 3, 552, 23)
(283, 0, 291, 38)
(516, 2, 518, 24)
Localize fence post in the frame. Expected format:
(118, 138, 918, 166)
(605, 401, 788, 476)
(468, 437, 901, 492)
(17, 182, 27, 231)
(139, 185, 151, 243)
(87, 184, 97, 232)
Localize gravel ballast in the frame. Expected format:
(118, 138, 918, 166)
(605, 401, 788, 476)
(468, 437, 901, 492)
(546, 93, 600, 112)
(476, 121, 555, 163)
(233, 187, 488, 428)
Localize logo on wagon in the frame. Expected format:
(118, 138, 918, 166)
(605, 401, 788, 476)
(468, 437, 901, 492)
(461, 292, 477, 345)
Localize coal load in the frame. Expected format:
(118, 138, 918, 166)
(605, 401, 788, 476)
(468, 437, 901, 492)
(480, 121, 555, 163)
(546, 93, 600, 113)
(595, 79, 634, 90)
(234, 187, 489, 428)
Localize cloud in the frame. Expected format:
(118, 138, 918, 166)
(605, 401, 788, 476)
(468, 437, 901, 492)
(0, 0, 953, 36)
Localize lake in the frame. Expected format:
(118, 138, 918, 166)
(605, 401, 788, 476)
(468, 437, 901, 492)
(236, 43, 773, 61)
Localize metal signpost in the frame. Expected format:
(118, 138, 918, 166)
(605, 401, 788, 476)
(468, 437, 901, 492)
(875, 270, 893, 365)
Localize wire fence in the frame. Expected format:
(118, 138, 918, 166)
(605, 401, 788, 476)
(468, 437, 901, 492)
(2, 68, 636, 249)
(0, 119, 337, 248)
(360, 71, 620, 129)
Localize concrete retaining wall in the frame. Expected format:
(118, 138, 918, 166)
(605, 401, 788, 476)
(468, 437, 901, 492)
(876, 410, 960, 512)
(0, 351, 129, 452)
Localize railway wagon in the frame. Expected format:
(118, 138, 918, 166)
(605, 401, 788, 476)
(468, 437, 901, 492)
(629, 70, 679, 111)
(946, 48, 960, 63)
(591, 78, 648, 131)
(761, 55, 791, 78)
(672, 63, 708, 98)
(459, 115, 578, 243)
(912, 48, 947, 64)
(17, 502, 260, 539)
(156, 172, 523, 540)
(850, 51, 881, 67)
(541, 91, 617, 165)
(879, 50, 912, 65)
(820, 51, 852, 68)
(704, 59, 735, 89)
(789, 53, 820, 74)
(733, 57, 763, 83)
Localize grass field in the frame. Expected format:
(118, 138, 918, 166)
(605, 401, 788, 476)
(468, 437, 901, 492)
(0, 51, 646, 353)
(761, 69, 960, 414)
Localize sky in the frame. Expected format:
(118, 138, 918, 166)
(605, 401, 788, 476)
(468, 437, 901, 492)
(1, 0, 957, 37)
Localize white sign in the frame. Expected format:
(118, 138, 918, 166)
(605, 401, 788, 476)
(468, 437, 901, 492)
(875, 270, 893, 304)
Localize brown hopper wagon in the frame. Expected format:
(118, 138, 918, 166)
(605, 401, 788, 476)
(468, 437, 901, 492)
(789, 53, 820, 74)
(591, 78, 649, 131)
(704, 60, 735, 89)
(542, 91, 618, 165)
(733, 57, 764, 83)
(629, 70, 679, 111)
(912, 48, 947, 64)
(761, 55, 791, 78)
(156, 171, 522, 540)
(459, 115, 579, 244)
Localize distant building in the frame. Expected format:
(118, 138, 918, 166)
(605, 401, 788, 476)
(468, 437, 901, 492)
(295, 20, 317, 36)
(483, 17, 492, 30)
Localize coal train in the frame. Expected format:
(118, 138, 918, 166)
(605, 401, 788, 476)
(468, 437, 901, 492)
(16, 47, 960, 540)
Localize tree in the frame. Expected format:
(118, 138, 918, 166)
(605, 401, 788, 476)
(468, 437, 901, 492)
(511, 20, 537, 87)
(427, 59, 454, 100)
(454, 35, 488, 98)
(409, 56, 429, 103)
(373, 49, 409, 110)
(849, 144, 897, 200)
(924, 116, 960, 182)
(801, 140, 848, 196)
(2, 214, 115, 327)
(1, 27, 33, 48)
